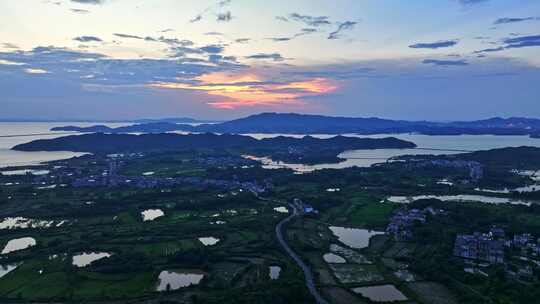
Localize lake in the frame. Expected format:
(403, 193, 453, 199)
(1, 123, 540, 170)
(386, 195, 532, 206)
(72, 252, 112, 267)
(1, 237, 36, 254)
(329, 226, 385, 249)
(243, 134, 540, 172)
(0, 122, 127, 168)
(156, 270, 204, 291)
(141, 209, 165, 221)
(351, 284, 408, 302)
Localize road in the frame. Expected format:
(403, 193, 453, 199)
(275, 203, 329, 304)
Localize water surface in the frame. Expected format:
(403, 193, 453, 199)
(329, 226, 384, 249)
(0, 263, 21, 278)
(351, 284, 408, 302)
(386, 195, 532, 206)
(198, 237, 220, 246)
(323, 253, 346, 264)
(1, 237, 36, 254)
(72, 252, 112, 267)
(141, 209, 165, 221)
(156, 270, 204, 291)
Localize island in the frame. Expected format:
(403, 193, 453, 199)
(13, 133, 416, 165)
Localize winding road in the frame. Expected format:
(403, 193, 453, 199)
(275, 203, 329, 304)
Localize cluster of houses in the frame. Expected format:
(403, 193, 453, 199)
(5, 154, 271, 194)
(405, 159, 484, 182)
(386, 207, 444, 241)
(293, 198, 318, 215)
(453, 229, 506, 264)
(454, 228, 540, 265)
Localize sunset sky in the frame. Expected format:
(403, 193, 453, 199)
(1, 0, 539, 120)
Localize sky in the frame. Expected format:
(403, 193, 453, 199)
(0, 0, 539, 121)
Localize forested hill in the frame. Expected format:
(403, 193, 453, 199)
(13, 133, 416, 153)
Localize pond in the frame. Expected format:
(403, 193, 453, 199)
(385, 195, 532, 206)
(72, 252, 112, 267)
(0, 169, 50, 176)
(269, 266, 281, 280)
(273, 206, 289, 213)
(1, 237, 36, 254)
(0, 217, 55, 230)
(352, 284, 408, 302)
(156, 270, 204, 291)
(476, 184, 540, 194)
(323, 253, 346, 264)
(141, 209, 165, 221)
(0, 263, 21, 278)
(329, 226, 384, 249)
(198, 237, 220, 246)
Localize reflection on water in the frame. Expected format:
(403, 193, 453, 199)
(1, 237, 36, 254)
(269, 266, 281, 280)
(1, 169, 50, 175)
(386, 195, 532, 206)
(243, 134, 540, 173)
(0, 263, 21, 278)
(72, 252, 112, 267)
(329, 226, 384, 249)
(323, 253, 346, 264)
(0, 122, 126, 168)
(476, 184, 540, 194)
(273, 206, 289, 213)
(198, 237, 220, 246)
(141, 209, 165, 221)
(352, 284, 408, 302)
(156, 270, 204, 291)
(0, 217, 56, 230)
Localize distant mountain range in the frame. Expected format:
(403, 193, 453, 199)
(51, 113, 540, 136)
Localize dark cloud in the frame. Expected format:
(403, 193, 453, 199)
(1, 43, 19, 49)
(114, 33, 144, 39)
(190, 0, 232, 23)
(473, 34, 540, 53)
(473, 47, 504, 53)
(494, 17, 538, 24)
(234, 38, 251, 44)
(159, 29, 175, 33)
(70, 8, 90, 14)
(288, 13, 331, 27)
(275, 16, 289, 22)
(504, 34, 540, 49)
(409, 40, 458, 49)
(204, 32, 224, 36)
(269, 37, 292, 42)
(217, 11, 232, 22)
(71, 0, 104, 4)
(0, 46, 245, 86)
(189, 15, 202, 23)
(245, 53, 284, 61)
(268, 28, 318, 42)
(328, 21, 357, 40)
(422, 59, 469, 66)
(208, 54, 237, 64)
(200, 45, 225, 54)
(73, 36, 103, 43)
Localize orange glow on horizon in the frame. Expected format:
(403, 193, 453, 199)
(150, 72, 338, 109)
